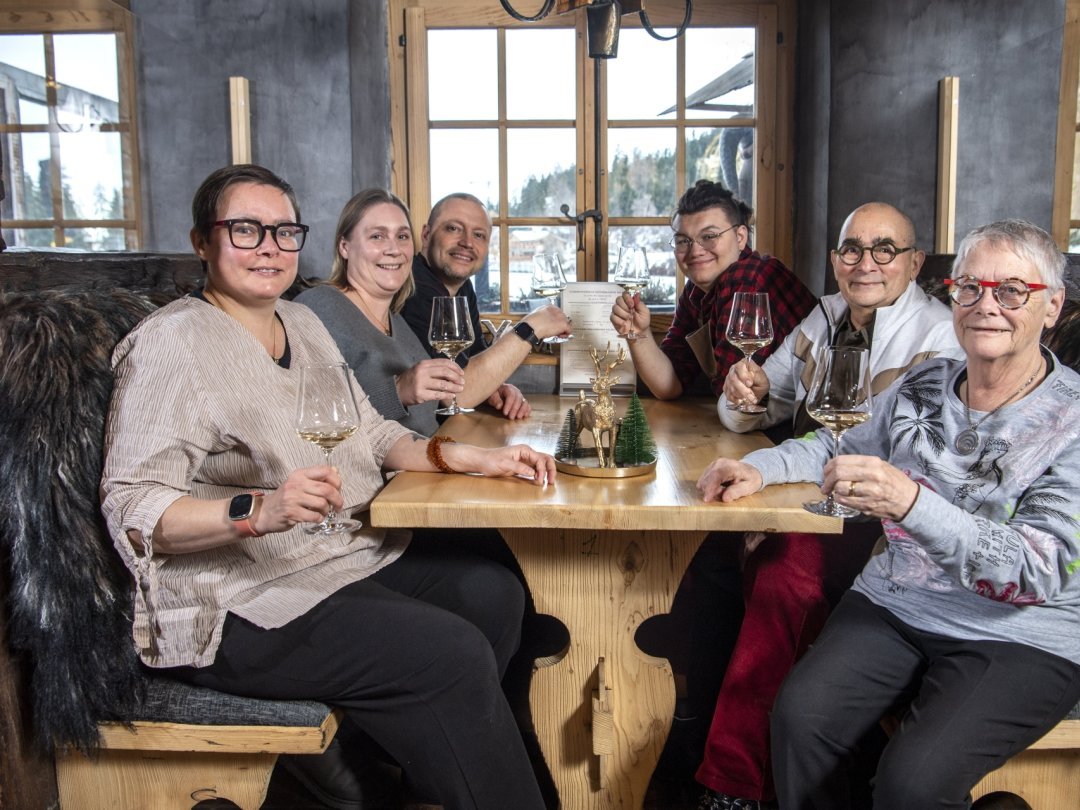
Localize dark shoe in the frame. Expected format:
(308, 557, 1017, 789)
(279, 737, 401, 810)
(696, 788, 761, 810)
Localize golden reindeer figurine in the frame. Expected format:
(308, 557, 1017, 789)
(574, 343, 626, 468)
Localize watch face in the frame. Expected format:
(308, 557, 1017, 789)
(229, 493, 255, 521)
(514, 321, 540, 348)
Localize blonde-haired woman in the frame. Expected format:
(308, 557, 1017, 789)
(296, 189, 465, 435)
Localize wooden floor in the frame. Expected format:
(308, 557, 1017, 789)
(255, 760, 704, 809)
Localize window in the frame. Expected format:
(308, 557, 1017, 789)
(1, 5, 141, 250)
(389, 1, 789, 317)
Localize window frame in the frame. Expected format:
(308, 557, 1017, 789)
(387, 0, 793, 318)
(0, 1, 142, 249)
(1055, 0, 1080, 249)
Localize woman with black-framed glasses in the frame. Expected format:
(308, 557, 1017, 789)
(101, 164, 552, 810)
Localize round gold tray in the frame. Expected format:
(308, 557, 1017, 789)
(554, 449, 657, 479)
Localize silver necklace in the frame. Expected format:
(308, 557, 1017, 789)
(349, 286, 391, 336)
(955, 359, 1042, 455)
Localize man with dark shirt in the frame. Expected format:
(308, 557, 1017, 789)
(401, 193, 571, 418)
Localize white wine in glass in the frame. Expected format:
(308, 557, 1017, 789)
(295, 362, 362, 535)
(531, 253, 573, 344)
(725, 291, 774, 413)
(428, 296, 475, 415)
(612, 246, 651, 340)
(802, 346, 873, 519)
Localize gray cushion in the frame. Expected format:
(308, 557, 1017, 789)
(130, 677, 333, 728)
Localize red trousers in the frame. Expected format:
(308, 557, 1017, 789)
(694, 522, 881, 801)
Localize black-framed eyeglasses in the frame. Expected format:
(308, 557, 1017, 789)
(944, 275, 1048, 309)
(213, 219, 309, 252)
(670, 223, 740, 253)
(834, 243, 915, 266)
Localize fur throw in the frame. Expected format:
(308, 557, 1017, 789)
(0, 286, 158, 752)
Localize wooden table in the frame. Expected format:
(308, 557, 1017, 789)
(371, 396, 839, 810)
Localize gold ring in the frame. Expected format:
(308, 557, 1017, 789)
(848, 481, 857, 498)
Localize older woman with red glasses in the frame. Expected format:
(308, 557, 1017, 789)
(699, 219, 1080, 809)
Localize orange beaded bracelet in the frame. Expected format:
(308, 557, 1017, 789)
(427, 436, 457, 473)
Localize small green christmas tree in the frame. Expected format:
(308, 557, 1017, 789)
(614, 393, 656, 465)
(556, 408, 579, 459)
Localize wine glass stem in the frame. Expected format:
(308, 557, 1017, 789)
(447, 352, 460, 409)
(825, 429, 843, 508)
(323, 447, 337, 524)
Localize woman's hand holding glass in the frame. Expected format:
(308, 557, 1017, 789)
(428, 297, 475, 415)
(394, 358, 465, 407)
(823, 454, 920, 523)
(254, 465, 346, 536)
(295, 362, 362, 534)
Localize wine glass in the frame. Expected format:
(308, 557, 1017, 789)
(802, 346, 873, 518)
(295, 362, 362, 535)
(428, 296, 475, 415)
(612, 246, 651, 340)
(725, 291, 774, 413)
(531, 253, 573, 344)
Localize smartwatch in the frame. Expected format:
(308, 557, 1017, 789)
(512, 320, 543, 350)
(228, 492, 264, 537)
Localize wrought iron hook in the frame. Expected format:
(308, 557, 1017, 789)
(560, 203, 604, 253)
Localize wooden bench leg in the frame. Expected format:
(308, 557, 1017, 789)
(56, 749, 278, 810)
(971, 749, 1080, 809)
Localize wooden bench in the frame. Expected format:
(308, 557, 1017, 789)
(54, 680, 343, 810)
(970, 717, 1080, 809)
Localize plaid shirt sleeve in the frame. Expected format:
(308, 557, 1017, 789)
(659, 282, 707, 392)
(663, 248, 817, 398)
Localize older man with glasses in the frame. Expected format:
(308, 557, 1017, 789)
(688, 202, 964, 810)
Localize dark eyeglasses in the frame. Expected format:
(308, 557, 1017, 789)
(944, 275, 1048, 309)
(834, 243, 915, 266)
(213, 219, 309, 252)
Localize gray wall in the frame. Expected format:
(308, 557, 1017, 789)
(795, 0, 1065, 294)
(129, 1, 1066, 294)
(131, 0, 391, 278)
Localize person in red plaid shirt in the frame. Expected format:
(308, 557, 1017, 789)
(610, 180, 815, 399)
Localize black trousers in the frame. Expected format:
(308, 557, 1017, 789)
(771, 591, 1080, 810)
(168, 536, 545, 810)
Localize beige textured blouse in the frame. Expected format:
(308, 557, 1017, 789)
(102, 297, 414, 668)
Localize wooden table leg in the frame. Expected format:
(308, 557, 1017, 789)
(502, 529, 706, 810)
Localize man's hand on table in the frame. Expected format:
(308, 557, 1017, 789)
(697, 458, 763, 503)
(486, 383, 532, 420)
